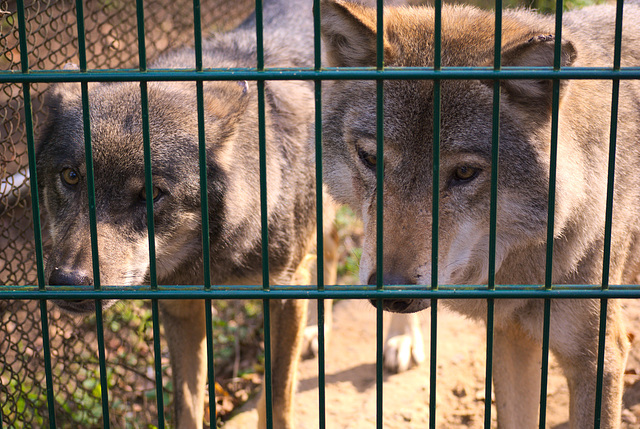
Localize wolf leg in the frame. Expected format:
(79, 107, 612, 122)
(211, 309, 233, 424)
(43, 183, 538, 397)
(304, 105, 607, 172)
(550, 300, 628, 429)
(303, 299, 333, 358)
(257, 298, 307, 429)
(302, 218, 339, 358)
(160, 299, 207, 429)
(492, 322, 541, 429)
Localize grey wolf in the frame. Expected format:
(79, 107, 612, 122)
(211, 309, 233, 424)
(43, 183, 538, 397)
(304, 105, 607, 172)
(320, 0, 640, 427)
(35, 0, 338, 427)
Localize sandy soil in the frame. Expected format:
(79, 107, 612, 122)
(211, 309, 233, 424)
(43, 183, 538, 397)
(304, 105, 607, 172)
(223, 299, 640, 429)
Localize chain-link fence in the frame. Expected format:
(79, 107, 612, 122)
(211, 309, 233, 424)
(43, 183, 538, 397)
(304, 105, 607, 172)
(1, 0, 255, 426)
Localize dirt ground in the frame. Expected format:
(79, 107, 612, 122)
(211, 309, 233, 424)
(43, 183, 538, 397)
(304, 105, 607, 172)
(223, 299, 640, 429)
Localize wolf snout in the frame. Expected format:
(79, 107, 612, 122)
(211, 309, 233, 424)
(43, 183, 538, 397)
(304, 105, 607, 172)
(370, 298, 433, 313)
(48, 267, 93, 286)
(377, 299, 415, 312)
(367, 272, 425, 313)
(48, 267, 98, 314)
(366, 271, 414, 287)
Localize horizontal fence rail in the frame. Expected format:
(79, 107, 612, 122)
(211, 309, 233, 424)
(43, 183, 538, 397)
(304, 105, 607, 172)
(3, 67, 640, 83)
(3, 285, 640, 299)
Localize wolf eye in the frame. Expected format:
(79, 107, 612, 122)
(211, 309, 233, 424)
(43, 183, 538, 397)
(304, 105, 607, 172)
(61, 168, 80, 186)
(140, 186, 161, 202)
(453, 166, 480, 183)
(357, 147, 377, 171)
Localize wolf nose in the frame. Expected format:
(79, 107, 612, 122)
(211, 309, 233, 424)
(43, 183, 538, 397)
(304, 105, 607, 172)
(48, 267, 93, 286)
(382, 299, 414, 313)
(369, 297, 415, 313)
(367, 272, 415, 313)
(367, 272, 412, 286)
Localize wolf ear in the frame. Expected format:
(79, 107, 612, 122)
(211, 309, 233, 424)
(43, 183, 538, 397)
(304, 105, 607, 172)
(320, 0, 393, 67)
(45, 63, 95, 109)
(45, 63, 85, 109)
(497, 35, 577, 111)
(203, 80, 250, 119)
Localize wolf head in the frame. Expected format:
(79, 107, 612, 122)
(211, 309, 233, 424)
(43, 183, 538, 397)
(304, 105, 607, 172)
(36, 77, 252, 313)
(319, 0, 618, 313)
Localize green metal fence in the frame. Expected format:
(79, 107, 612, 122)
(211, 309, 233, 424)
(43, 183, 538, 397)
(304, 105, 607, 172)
(2, 0, 640, 427)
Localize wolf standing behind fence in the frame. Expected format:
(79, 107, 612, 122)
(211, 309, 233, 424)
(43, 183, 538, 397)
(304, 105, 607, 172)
(34, 0, 338, 427)
(320, 0, 640, 428)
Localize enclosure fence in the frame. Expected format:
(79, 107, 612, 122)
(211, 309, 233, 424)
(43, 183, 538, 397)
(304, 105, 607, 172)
(2, 0, 640, 427)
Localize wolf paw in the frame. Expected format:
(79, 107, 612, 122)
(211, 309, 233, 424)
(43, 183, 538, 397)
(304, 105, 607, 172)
(383, 313, 426, 373)
(302, 324, 332, 359)
(302, 299, 333, 359)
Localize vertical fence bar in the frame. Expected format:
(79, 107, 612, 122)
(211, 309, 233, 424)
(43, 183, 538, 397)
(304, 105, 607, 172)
(15, 4, 44, 293)
(83, 80, 111, 429)
(374, 0, 385, 288)
(133, 0, 165, 426)
(488, 0, 502, 292)
(316, 295, 326, 429)
(15, 1, 55, 426)
(538, 300, 552, 429)
(255, 0, 264, 71)
(141, 77, 166, 429)
(254, 1, 273, 427)
(37, 301, 55, 429)
(483, 303, 494, 429)
(73, 0, 111, 424)
(540, 1, 565, 425)
(259, 85, 274, 426)
(429, 1, 442, 427)
(74, 0, 100, 291)
(544, 0, 564, 287)
(594, 299, 610, 429)
(141, 75, 166, 427)
(484, 1, 502, 426)
(374, 1, 385, 428)
(191, 0, 216, 426)
(374, 0, 384, 286)
(594, 1, 624, 427)
(539, 293, 552, 429)
(313, 0, 327, 426)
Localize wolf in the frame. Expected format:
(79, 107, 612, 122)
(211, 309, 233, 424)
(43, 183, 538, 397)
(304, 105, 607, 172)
(320, 0, 640, 427)
(35, 0, 339, 427)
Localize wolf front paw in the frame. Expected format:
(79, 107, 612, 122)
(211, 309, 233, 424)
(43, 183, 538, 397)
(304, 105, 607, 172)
(302, 325, 321, 358)
(383, 313, 426, 373)
(302, 324, 333, 359)
(302, 299, 333, 359)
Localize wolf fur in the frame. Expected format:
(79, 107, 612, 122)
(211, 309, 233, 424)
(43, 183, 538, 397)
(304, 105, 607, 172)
(320, 0, 640, 427)
(35, 0, 339, 427)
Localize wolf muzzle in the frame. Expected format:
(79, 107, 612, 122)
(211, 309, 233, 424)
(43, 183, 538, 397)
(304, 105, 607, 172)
(48, 267, 104, 314)
(367, 272, 430, 313)
(49, 267, 93, 287)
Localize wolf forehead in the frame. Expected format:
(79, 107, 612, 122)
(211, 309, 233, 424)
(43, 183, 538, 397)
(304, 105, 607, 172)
(330, 78, 523, 155)
(40, 81, 238, 168)
(326, 3, 556, 68)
